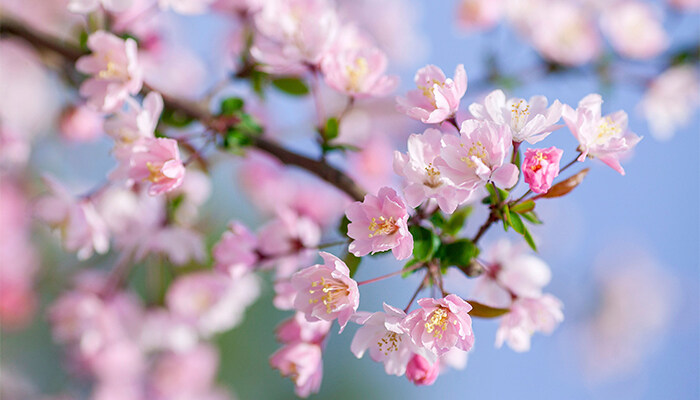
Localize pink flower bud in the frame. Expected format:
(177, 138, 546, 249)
(521, 146, 563, 194)
(397, 64, 467, 124)
(405, 354, 440, 386)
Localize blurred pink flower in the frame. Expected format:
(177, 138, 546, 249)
(402, 294, 474, 356)
(291, 252, 359, 332)
(346, 187, 413, 260)
(351, 303, 432, 376)
(562, 93, 642, 175)
(104, 92, 162, 145)
(495, 294, 563, 352)
(68, 0, 134, 13)
(436, 120, 518, 191)
(35, 176, 110, 260)
(158, 0, 214, 14)
(394, 128, 473, 213)
(257, 208, 321, 277)
(166, 271, 260, 337)
(276, 311, 332, 345)
(347, 135, 396, 195)
(149, 344, 228, 399)
(405, 354, 440, 386)
(76, 31, 143, 112)
(667, 0, 700, 10)
(468, 89, 563, 144)
(397, 64, 467, 124)
(456, 0, 504, 31)
(600, 1, 668, 60)
(522, 146, 563, 194)
(213, 221, 259, 278)
(148, 226, 206, 266)
(321, 46, 398, 98)
(269, 342, 323, 398)
(59, 104, 104, 142)
(111, 137, 186, 195)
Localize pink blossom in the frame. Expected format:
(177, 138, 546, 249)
(111, 137, 186, 195)
(35, 176, 110, 260)
(68, 0, 134, 13)
(257, 208, 321, 277)
(76, 31, 142, 112)
(351, 303, 433, 376)
(397, 64, 468, 124)
(394, 128, 473, 213)
(147, 226, 206, 266)
(562, 93, 642, 175)
(139, 310, 198, 352)
(667, 0, 700, 11)
(495, 294, 563, 352)
(276, 311, 332, 345)
(346, 187, 413, 260)
(59, 104, 104, 142)
(251, 0, 339, 73)
(347, 135, 397, 195)
(270, 342, 323, 398)
(0, 280, 36, 330)
(640, 65, 700, 141)
(321, 45, 398, 98)
(291, 252, 359, 332)
(435, 120, 518, 192)
(149, 344, 226, 399)
(402, 294, 474, 356)
(456, 0, 504, 31)
(167, 168, 211, 225)
(166, 271, 260, 337)
(158, 0, 214, 14)
(522, 147, 563, 194)
(90, 340, 145, 386)
(273, 279, 297, 310)
(473, 239, 552, 309)
(213, 221, 259, 278)
(600, 2, 668, 60)
(528, 1, 602, 66)
(468, 90, 563, 144)
(140, 41, 208, 100)
(104, 92, 162, 145)
(405, 354, 440, 386)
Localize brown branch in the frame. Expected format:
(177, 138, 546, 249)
(1, 16, 366, 202)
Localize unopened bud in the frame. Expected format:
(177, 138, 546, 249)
(461, 260, 484, 278)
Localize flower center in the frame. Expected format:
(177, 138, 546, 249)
(98, 60, 124, 80)
(424, 162, 442, 188)
(425, 307, 450, 339)
(309, 277, 348, 314)
(530, 151, 547, 172)
(146, 161, 168, 183)
(595, 117, 621, 144)
(368, 216, 398, 238)
(346, 57, 369, 93)
(510, 100, 531, 132)
(417, 79, 445, 108)
(460, 141, 489, 169)
(377, 331, 402, 355)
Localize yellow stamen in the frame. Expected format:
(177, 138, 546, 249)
(377, 331, 402, 356)
(368, 216, 398, 238)
(308, 277, 349, 314)
(346, 57, 369, 93)
(424, 162, 442, 188)
(460, 141, 489, 168)
(424, 307, 450, 339)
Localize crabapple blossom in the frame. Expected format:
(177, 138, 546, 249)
(393, 128, 473, 213)
(111, 137, 186, 195)
(351, 303, 433, 376)
(291, 252, 359, 332)
(149, 344, 226, 400)
(562, 94, 642, 175)
(257, 208, 321, 277)
(402, 294, 475, 356)
(104, 92, 163, 145)
(59, 104, 104, 142)
(276, 311, 332, 345)
(521, 147, 564, 194)
(396, 64, 468, 124)
(166, 271, 260, 337)
(436, 120, 519, 191)
(269, 342, 323, 398)
(600, 1, 668, 60)
(495, 294, 564, 352)
(76, 31, 142, 112)
(321, 45, 399, 98)
(68, 0, 133, 13)
(456, 0, 504, 31)
(35, 176, 110, 260)
(473, 239, 552, 309)
(640, 65, 700, 141)
(213, 221, 259, 278)
(346, 186, 413, 260)
(405, 354, 440, 386)
(147, 226, 206, 266)
(468, 90, 563, 144)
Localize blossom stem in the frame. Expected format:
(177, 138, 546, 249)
(446, 116, 460, 130)
(356, 262, 424, 286)
(404, 273, 428, 313)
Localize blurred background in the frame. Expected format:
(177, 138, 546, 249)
(1, 0, 698, 399)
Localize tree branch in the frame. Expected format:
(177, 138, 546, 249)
(1, 16, 366, 202)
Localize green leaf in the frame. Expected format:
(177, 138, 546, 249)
(402, 258, 422, 277)
(523, 228, 537, 251)
(443, 206, 472, 236)
(79, 30, 89, 51)
(220, 97, 244, 115)
(429, 212, 447, 229)
(509, 212, 525, 235)
(467, 301, 510, 318)
(223, 127, 253, 153)
(161, 108, 195, 128)
(324, 117, 339, 141)
(521, 211, 542, 225)
(271, 77, 310, 96)
(510, 200, 535, 214)
(250, 70, 269, 97)
(236, 113, 263, 136)
(344, 253, 361, 278)
(513, 149, 521, 170)
(502, 204, 511, 232)
(338, 215, 350, 237)
(440, 239, 478, 268)
(409, 225, 440, 262)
